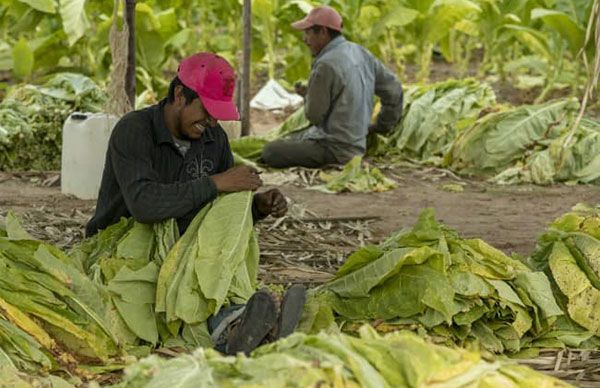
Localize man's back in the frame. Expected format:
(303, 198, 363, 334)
(304, 36, 403, 162)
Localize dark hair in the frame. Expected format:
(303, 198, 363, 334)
(167, 76, 198, 105)
(309, 25, 342, 39)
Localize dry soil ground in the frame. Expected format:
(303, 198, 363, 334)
(1, 167, 598, 259)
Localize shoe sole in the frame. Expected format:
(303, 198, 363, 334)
(226, 290, 277, 355)
(279, 284, 307, 338)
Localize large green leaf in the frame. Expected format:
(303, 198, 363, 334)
(107, 263, 160, 344)
(404, 0, 436, 14)
(553, 0, 591, 24)
(0, 40, 12, 71)
(529, 206, 600, 337)
(229, 136, 268, 161)
(11, 39, 34, 80)
(326, 246, 439, 298)
(157, 192, 257, 327)
(265, 106, 310, 140)
(120, 352, 216, 387)
(424, 0, 481, 43)
(0, 366, 75, 387)
(549, 241, 600, 335)
(531, 8, 585, 55)
(513, 272, 563, 319)
(4, 212, 33, 241)
(156, 205, 212, 322)
(29, 31, 68, 71)
(17, 0, 56, 13)
(137, 30, 166, 72)
(380, 5, 419, 30)
(195, 192, 254, 312)
(59, 0, 90, 46)
(314, 156, 397, 194)
(156, 8, 179, 40)
(502, 24, 551, 57)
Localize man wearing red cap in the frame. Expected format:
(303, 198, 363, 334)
(87, 52, 287, 237)
(86, 53, 305, 355)
(261, 5, 403, 168)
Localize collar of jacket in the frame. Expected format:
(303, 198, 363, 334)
(314, 35, 346, 63)
(153, 98, 215, 146)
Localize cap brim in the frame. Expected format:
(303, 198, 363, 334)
(200, 96, 240, 121)
(291, 18, 313, 30)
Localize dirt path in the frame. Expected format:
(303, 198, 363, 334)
(270, 167, 599, 256)
(2, 169, 598, 258)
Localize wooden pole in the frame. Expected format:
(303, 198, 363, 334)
(241, 0, 251, 137)
(125, 0, 136, 107)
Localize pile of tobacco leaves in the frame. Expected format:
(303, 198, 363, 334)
(0, 197, 597, 386)
(300, 208, 600, 354)
(0, 73, 106, 171)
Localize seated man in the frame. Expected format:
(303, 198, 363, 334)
(86, 52, 285, 237)
(87, 52, 304, 355)
(261, 5, 404, 168)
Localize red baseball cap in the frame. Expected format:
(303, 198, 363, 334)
(291, 6, 343, 32)
(177, 52, 240, 121)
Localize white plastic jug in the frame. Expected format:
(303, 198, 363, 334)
(61, 112, 119, 200)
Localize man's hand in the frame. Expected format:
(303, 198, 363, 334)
(211, 166, 263, 192)
(254, 189, 288, 218)
(294, 82, 307, 97)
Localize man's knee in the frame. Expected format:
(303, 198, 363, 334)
(261, 141, 287, 168)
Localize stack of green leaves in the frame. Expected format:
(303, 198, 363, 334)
(381, 78, 496, 163)
(263, 106, 311, 141)
(228, 107, 309, 165)
(155, 191, 259, 348)
(0, 366, 74, 388)
(303, 209, 564, 354)
(0, 213, 122, 373)
(313, 156, 397, 193)
(447, 98, 600, 185)
(489, 117, 600, 185)
(0, 73, 106, 171)
(70, 218, 179, 347)
(115, 325, 569, 388)
(229, 136, 268, 168)
(0, 191, 261, 378)
(71, 192, 260, 349)
(0, 311, 56, 374)
(527, 204, 600, 340)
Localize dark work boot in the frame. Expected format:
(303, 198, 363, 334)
(277, 284, 306, 338)
(225, 289, 277, 355)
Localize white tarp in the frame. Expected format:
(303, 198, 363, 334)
(250, 79, 304, 111)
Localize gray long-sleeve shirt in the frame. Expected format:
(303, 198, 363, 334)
(302, 36, 403, 162)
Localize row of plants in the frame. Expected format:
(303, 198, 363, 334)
(0, 0, 597, 105)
